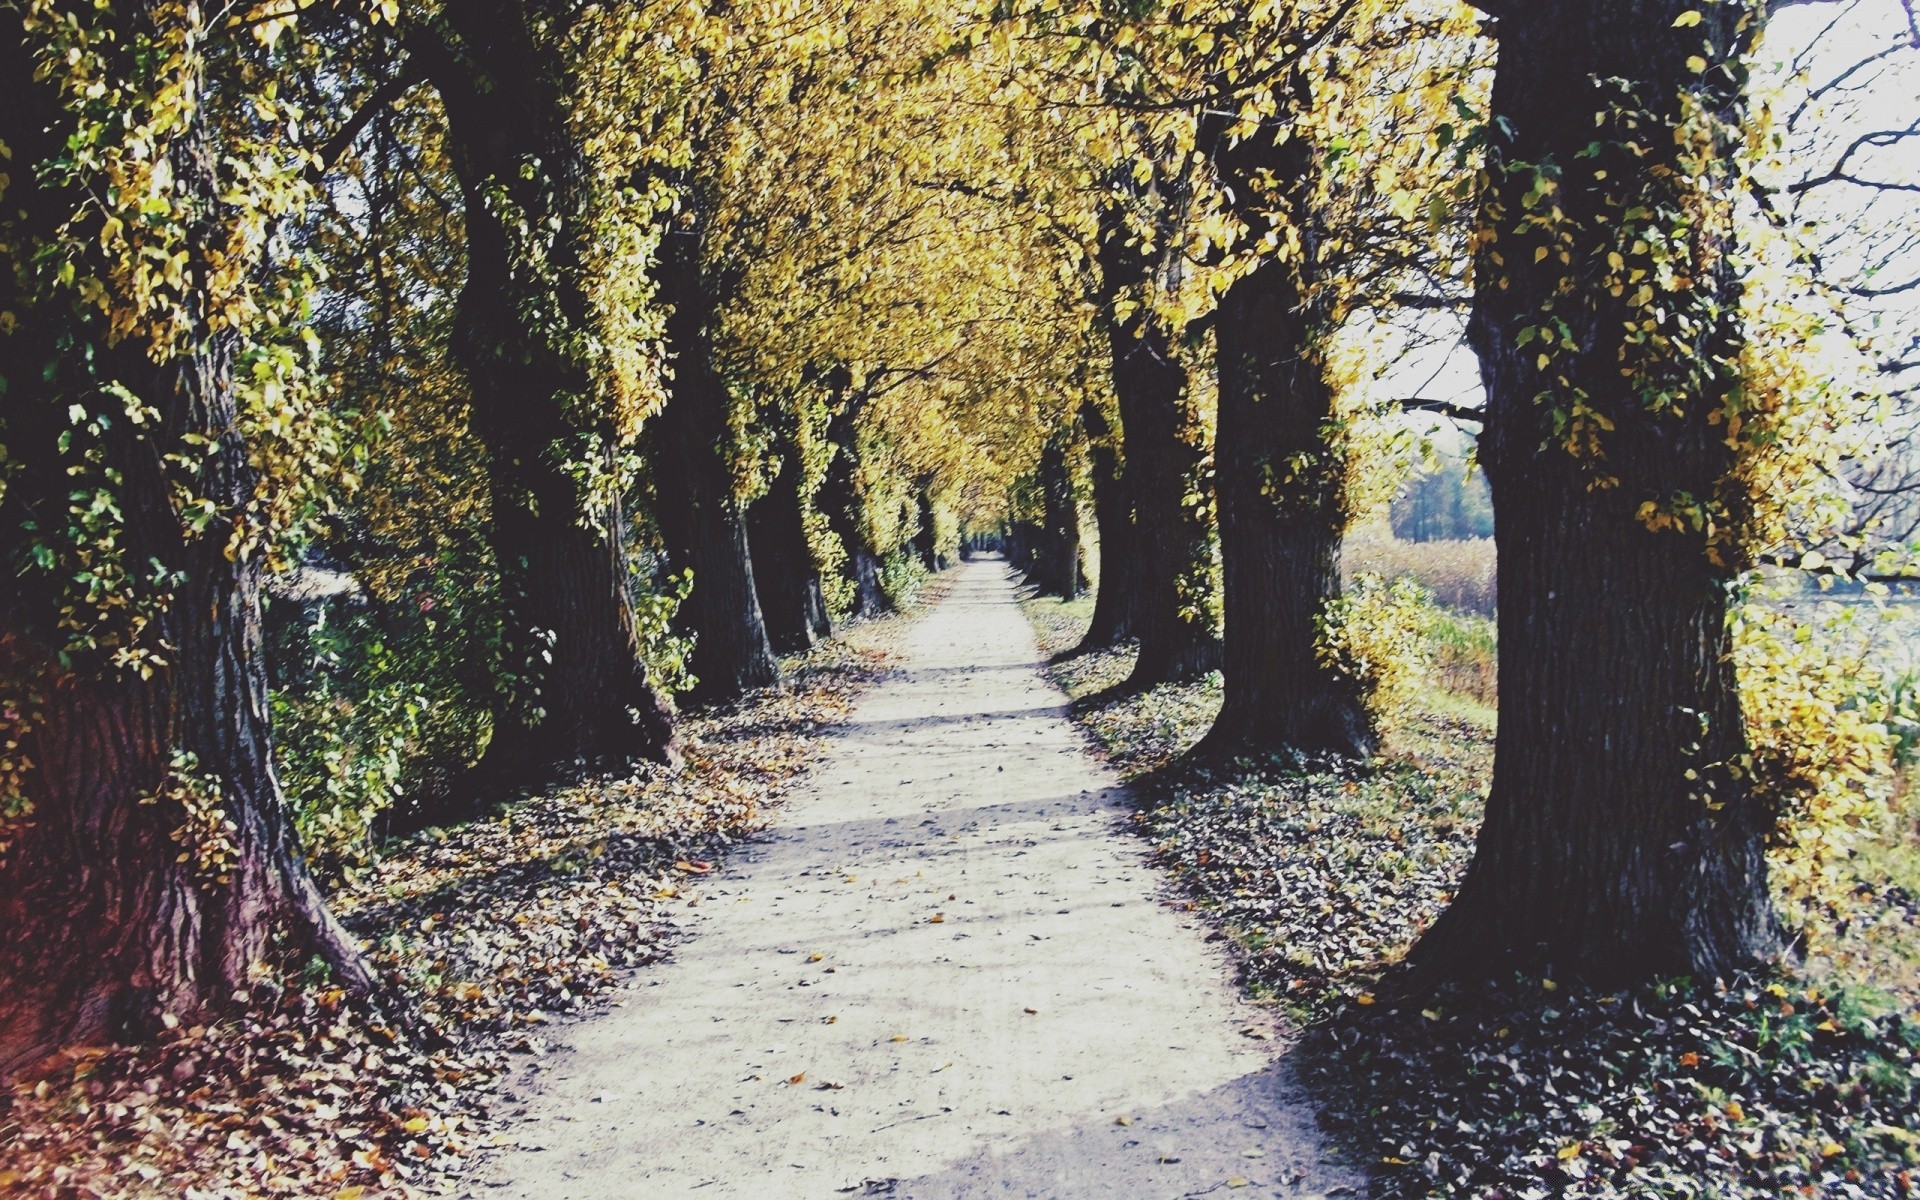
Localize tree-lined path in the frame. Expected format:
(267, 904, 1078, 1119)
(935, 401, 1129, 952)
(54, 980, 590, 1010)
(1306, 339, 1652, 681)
(470, 560, 1357, 1198)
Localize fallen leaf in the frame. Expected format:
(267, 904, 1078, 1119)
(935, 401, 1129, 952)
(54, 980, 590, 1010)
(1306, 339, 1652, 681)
(787, 1072, 806, 1086)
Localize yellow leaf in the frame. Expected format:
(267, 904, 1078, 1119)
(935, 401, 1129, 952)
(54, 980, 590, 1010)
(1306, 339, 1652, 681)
(1228, 1178, 1249, 1188)
(1687, 55, 1709, 73)
(1355, 993, 1376, 1006)
(403, 1116, 429, 1133)
(1557, 1144, 1582, 1161)
(1821, 1141, 1844, 1156)
(1673, 9, 1703, 26)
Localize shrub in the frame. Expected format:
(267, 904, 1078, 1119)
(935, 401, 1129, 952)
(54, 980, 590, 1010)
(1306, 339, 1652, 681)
(1318, 574, 1436, 735)
(1735, 598, 1903, 938)
(878, 550, 929, 608)
(270, 607, 429, 879)
(1426, 608, 1498, 705)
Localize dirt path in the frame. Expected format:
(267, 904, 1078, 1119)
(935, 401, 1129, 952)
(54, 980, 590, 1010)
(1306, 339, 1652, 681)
(467, 561, 1359, 1199)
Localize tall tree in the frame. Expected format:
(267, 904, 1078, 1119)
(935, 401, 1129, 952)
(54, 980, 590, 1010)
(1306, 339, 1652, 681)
(650, 220, 783, 701)
(1074, 401, 1140, 650)
(1194, 4, 1481, 759)
(819, 391, 896, 619)
(749, 409, 833, 653)
(1031, 431, 1084, 600)
(0, 1, 373, 1075)
(1097, 194, 1221, 686)
(410, 0, 679, 780)
(1410, 0, 1778, 984)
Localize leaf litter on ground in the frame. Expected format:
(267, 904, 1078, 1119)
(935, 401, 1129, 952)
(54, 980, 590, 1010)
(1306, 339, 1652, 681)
(1022, 590, 1920, 1200)
(1, 614, 911, 1200)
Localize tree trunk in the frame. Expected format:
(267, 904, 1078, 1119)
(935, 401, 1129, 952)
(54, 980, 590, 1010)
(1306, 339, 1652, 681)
(416, 0, 678, 783)
(1077, 401, 1137, 651)
(1033, 435, 1083, 600)
(1407, 0, 1776, 987)
(914, 488, 943, 572)
(0, 13, 372, 1077)
(817, 393, 891, 619)
(748, 435, 832, 655)
(1098, 212, 1220, 686)
(1198, 120, 1373, 759)
(650, 228, 781, 703)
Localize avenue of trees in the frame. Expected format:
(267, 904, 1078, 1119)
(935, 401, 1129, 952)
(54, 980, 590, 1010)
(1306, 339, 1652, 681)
(1, 0, 1912, 1074)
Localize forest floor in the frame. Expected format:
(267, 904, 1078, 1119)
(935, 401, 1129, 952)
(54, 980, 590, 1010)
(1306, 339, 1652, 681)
(460, 559, 1359, 1198)
(1022, 593, 1920, 1200)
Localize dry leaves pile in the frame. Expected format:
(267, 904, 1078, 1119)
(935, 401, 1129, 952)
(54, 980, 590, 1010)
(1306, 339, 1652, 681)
(1024, 592, 1920, 1200)
(0, 632, 896, 1199)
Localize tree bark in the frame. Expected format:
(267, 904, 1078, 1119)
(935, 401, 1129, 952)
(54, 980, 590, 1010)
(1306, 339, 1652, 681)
(1407, 0, 1777, 987)
(748, 429, 832, 654)
(1077, 402, 1138, 650)
(0, 12, 372, 1077)
(1032, 434, 1083, 600)
(1097, 209, 1220, 687)
(650, 227, 782, 703)
(1198, 114, 1373, 760)
(415, 0, 678, 783)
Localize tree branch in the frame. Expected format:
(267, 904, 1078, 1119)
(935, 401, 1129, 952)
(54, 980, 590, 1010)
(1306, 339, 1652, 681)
(1401, 397, 1484, 424)
(306, 62, 424, 187)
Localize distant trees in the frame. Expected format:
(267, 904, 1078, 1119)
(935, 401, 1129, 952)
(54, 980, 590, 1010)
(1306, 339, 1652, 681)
(1391, 453, 1493, 543)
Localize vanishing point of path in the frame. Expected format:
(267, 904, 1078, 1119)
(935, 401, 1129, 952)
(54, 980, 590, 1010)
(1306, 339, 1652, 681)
(468, 561, 1360, 1199)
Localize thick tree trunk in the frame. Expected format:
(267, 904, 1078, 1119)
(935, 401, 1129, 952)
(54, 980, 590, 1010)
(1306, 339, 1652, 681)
(1199, 222, 1372, 759)
(417, 0, 677, 783)
(1032, 435, 1083, 600)
(0, 15, 372, 1077)
(1077, 402, 1137, 651)
(1098, 215, 1220, 686)
(748, 436, 832, 655)
(1408, 0, 1776, 987)
(650, 230, 781, 703)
